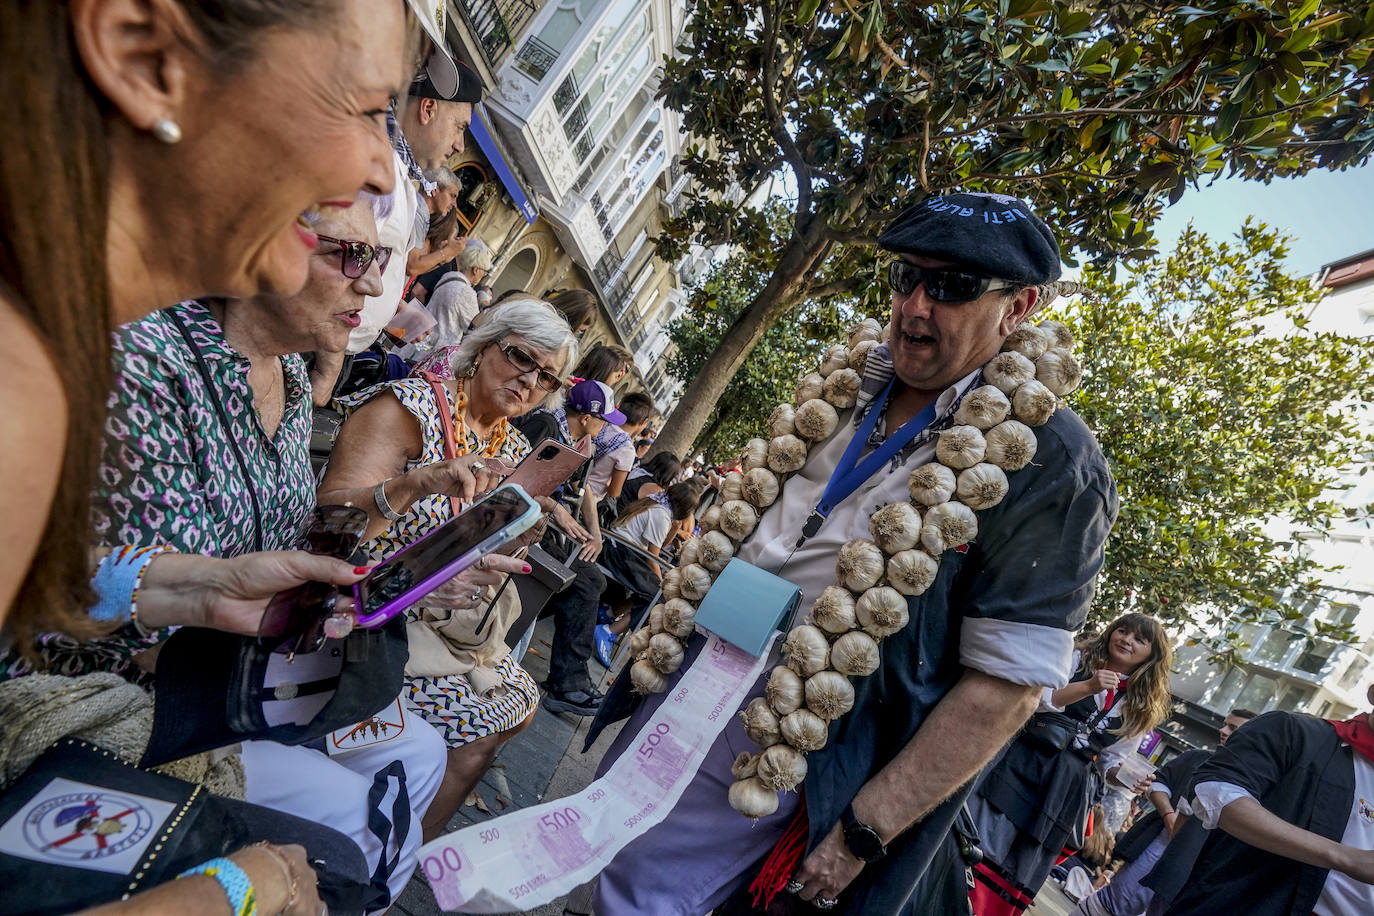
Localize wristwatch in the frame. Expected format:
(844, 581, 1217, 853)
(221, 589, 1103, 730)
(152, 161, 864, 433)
(840, 804, 887, 863)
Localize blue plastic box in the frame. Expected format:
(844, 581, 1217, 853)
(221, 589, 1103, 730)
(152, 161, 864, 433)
(692, 558, 801, 657)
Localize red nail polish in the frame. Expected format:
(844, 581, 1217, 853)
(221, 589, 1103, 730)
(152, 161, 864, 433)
(353, 566, 370, 575)
(521, 564, 532, 574)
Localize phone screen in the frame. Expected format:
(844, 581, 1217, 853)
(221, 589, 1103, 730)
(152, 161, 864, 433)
(355, 486, 533, 622)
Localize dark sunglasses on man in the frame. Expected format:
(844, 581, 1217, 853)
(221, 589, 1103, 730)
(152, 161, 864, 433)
(256, 505, 370, 658)
(887, 259, 1017, 303)
(317, 234, 392, 279)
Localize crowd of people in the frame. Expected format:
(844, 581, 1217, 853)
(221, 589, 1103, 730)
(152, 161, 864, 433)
(0, 2, 1370, 916)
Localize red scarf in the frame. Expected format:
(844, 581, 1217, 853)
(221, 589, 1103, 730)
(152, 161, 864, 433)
(1329, 713, 1374, 765)
(1103, 676, 1127, 711)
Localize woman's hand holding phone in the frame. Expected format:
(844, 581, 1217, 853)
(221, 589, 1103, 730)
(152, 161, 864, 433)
(135, 551, 370, 635)
(409, 456, 507, 505)
(422, 553, 532, 611)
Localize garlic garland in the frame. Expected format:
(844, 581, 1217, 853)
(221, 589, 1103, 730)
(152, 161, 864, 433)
(661, 598, 698, 639)
(1011, 378, 1057, 426)
(923, 501, 979, 551)
(719, 471, 745, 503)
(836, 538, 885, 592)
(742, 468, 780, 508)
(728, 776, 780, 821)
(849, 338, 879, 373)
(1038, 319, 1074, 350)
(819, 345, 850, 376)
(983, 350, 1036, 394)
(756, 743, 808, 792)
(740, 697, 782, 748)
(779, 709, 828, 752)
(767, 434, 808, 474)
(795, 372, 825, 403)
(983, 419, 1038, 471)
(648, 632, 686, 674)
(869, 501, 922, 554)
(847, 317, 882, 348)
(660, 567, 683, 601)
(630, 659, 669, 694)
(808, 586, 859, 635)
(743, 438, 769, 472)
(936, 425, 987, 470)
(768, 403, 797, 439)
(677, 536, 701, 568)
(782, 624, 831, 677)
(956, 463, 1010, 511)
(908, 462, 956, 507)
(732, 751, 759, 780)
(953, 385, 1011, 431)
(698, 530, 736, 573)
(1035, 347, 1082, 396)
(823, 368, 862, 409)
(765, 665, 806, 717)
(718, 500, 759, 542)
(698, 505, 721, 534)
(886, 548, 939, 597)
(1002, 325, 1050, 361)
(830, 630, 881, 677)
(626, 627, 652, 659)
(678, 564, 713, 602)
(855, 586, 910, 638)
(805, 670, 856, 721)
(794, 398, 840, 441)
(648, 603, 665, 635)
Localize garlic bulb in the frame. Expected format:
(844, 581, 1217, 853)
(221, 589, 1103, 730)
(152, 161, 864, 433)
(782, 624, 831, 677)
(756, 743, 808, 792)
(731, 751, 759, 780)
(677, 537, 701, 568)
(956, 463, 1010, 510)
(795, 372, 825, 404)
(742, 467, 781, 508)
(908, 462, 957, 507)
(793, 398, 839, 441)
(856, 586, 910, 638)
(779, 708, 828, 752)
(886, 549, 939, 597)
(936, 425, 987, 470)
(805, 670, 857, 721)
(698, 505, 721, 534)
(819, 345, 850, 376)
(740, 697, 782, 748)
(767, 434, 808, 474)
(1002, 325, 1050, 361)
(679, 564, 713, 602)
(719, 471, 745, 503)
(768, 403, 797, 439)
(809, 586, 859, 635)
(718, 499, 759, 541)
(626, 626, 653, 659)
(920, 524, 948, 556)
(1011, 378, 1057, 426)
(1038, 319, 1074, 350)
(1035, 347, 1082, 397)
(835, 539, 885, 592)
(822, 368, 862, 409)
(648, 603, 665, 635)
(728, 776, 780, 821)
(630, 658, 669, 694)
(984, 419, 1038, 471)
(831, 630, 881, 677)
(661, 598, 698, 639)
(847, 317, 882, 348)
(698, 530, 736, 573)
(868, 501, 922, 554)
(848, 338, 879, 373)
(924, 501, 978, 551)
(648, 632, 686, 674)
(983, 351, 1036, 394)
(743, 437, 769, 472)
(953, 385, 1011, 431)
(765, 665, 805, 717)
(660, 567, 683, 601)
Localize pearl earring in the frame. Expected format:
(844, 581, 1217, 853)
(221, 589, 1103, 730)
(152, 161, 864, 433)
(151, 117, 182, 144)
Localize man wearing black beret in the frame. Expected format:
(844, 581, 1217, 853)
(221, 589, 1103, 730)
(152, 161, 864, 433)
(574, 192, 1117, 916)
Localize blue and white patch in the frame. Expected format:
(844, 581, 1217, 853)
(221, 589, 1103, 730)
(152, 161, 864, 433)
(0, 777, 175, 875)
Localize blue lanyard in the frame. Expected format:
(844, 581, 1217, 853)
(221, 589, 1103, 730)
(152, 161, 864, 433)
(795, 379, 938, 548)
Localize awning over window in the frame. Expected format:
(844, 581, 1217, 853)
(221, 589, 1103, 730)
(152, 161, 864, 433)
(471, 105, 537, 225)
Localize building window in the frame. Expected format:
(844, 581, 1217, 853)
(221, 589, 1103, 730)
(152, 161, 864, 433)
(1293, 640, 1336, 676)
(1338, 655, 1368, 690)
(453, 162, 494, 234)
(1234, 672, 1279, 713)
(554, 9, 651, 161)
(1251, 629, 1298, 666)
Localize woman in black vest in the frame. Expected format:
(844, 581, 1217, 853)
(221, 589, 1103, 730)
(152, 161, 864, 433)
(967, 613, 1174, 916)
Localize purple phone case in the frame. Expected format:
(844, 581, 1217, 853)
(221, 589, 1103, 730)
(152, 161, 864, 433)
(351, 485, 540, 628)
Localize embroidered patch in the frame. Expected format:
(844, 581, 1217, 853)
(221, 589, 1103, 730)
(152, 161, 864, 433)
(1358, 796, 1374, 826)
(0, 777, 175, 875)
(328, 697, 412, 755)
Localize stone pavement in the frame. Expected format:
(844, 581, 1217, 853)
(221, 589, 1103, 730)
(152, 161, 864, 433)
(393, 617, 625, 916)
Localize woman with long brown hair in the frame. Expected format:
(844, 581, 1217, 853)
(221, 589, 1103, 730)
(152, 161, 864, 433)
(967, 613, 1174, 916)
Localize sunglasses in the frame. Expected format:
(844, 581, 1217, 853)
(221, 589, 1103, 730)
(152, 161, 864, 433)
(498, 341, 562, 393)
(256, 505, 369, 657)
(316, 234, 392, 279)
(887, 260, 1016, 303)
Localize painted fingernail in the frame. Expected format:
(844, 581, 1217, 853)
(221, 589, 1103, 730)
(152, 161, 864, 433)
(521, 563, 532, 574)
(353, 566, 371, 575)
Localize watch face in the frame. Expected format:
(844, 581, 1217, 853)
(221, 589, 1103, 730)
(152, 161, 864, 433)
(844, 823, 885, 862)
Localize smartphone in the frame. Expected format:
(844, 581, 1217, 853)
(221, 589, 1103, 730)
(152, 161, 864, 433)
(497, 439, 591, 497)
(352, 484, 542, 628)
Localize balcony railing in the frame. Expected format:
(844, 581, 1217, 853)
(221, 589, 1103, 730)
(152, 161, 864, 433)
(514, 34, 558, 81)
(454, 0, 541, 68)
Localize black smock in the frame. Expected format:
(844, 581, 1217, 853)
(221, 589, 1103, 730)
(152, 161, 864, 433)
(1112, 746, 1209, 863)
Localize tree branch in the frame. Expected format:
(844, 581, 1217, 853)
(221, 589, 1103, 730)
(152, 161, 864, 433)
(760, 1, 813, 222)
(806, 275, 869, 300)
(822, 225, 880, 246)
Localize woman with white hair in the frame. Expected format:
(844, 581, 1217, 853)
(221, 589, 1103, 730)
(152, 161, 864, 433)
(319, 298, 588, 838)
(424, 237, 494, 353)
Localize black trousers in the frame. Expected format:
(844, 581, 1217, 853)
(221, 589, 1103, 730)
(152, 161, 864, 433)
(544, 552, 606, 694)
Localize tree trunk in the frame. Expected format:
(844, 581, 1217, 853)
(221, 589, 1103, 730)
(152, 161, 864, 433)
(652, 224, 831, 462)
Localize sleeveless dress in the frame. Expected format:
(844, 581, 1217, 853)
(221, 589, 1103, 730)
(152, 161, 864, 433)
(338, 378, 539, 746)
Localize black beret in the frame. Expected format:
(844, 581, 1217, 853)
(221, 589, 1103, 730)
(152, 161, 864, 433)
(877, 192, 1061, 285)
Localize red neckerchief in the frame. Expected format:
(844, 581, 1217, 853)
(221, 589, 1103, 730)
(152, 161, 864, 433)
(1329, 714, 1374, 765)
(1103, 676, 1127, 711)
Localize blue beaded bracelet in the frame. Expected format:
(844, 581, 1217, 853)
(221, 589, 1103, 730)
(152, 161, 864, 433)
(89, 545, 175, 629)
(178, 856, 257, 916)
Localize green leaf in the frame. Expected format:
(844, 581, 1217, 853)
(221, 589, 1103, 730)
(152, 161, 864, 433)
(797, 0, 824, 24)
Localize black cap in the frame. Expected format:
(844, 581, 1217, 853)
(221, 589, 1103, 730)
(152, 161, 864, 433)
(877, 192, 1061, 284)
(411, 57, 484, 103)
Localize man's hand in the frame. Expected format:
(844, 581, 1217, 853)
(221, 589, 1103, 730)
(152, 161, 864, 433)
(578, 532, 603, 562)
(792, 823, 864, 906)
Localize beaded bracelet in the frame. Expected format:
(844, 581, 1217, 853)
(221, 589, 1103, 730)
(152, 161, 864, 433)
(89, 544, 176, 632)
(252, 842, 299, 914)
(178, 856, 257, 916)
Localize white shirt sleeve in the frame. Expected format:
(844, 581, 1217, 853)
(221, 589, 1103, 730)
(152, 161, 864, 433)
(1190, 780, 1258, 830)
(1036, 650, 1082, 711)
(1149, 780, 1171, 797)
(1097, 731, 1144, 775)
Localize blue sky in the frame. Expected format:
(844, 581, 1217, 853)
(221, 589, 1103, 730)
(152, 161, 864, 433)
(1149, 162, 1374, 276)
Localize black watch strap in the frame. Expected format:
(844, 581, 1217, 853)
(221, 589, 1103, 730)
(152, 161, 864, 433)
(840, 803, 887, 862)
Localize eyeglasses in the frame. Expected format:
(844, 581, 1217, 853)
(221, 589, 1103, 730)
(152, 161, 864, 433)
(887, 260, 1016, 303)
(316, 234, 392, 279)
(256, 505, 369, 657)
(498, 341, 562, 393)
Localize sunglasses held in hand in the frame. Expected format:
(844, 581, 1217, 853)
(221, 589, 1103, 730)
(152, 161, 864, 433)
(256, 505, 369, 658)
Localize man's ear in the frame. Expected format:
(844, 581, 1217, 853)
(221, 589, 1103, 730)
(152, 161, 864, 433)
(71, 0, 195, 135)
(999, 286, 1039, 336)
(416, 97, 438, 126)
